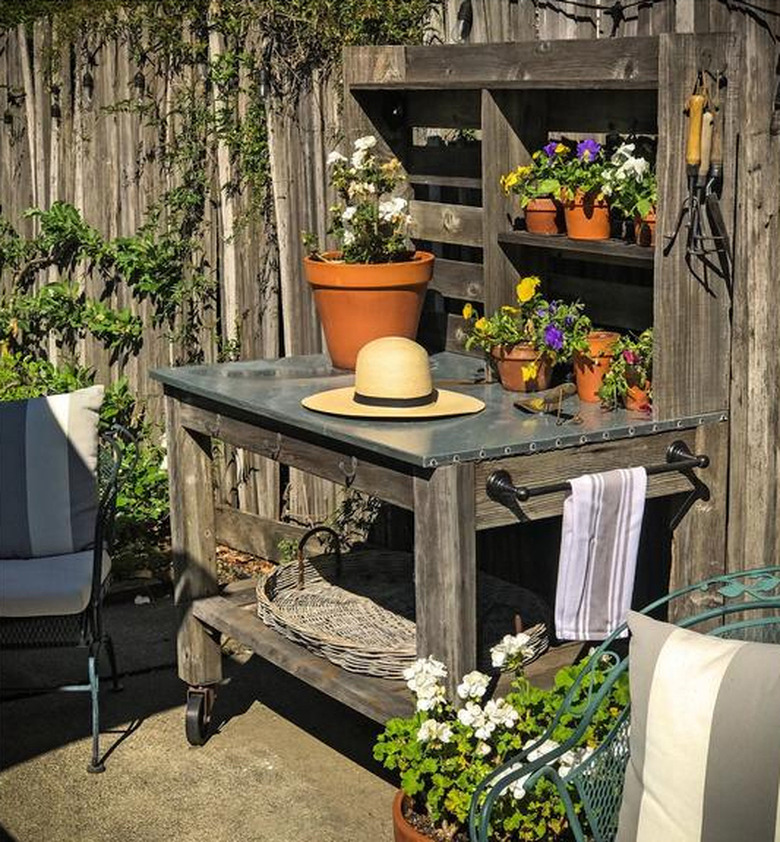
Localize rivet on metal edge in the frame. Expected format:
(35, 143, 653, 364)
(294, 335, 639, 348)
(579, 435, 588, 444)
(602, 431, 610, 439)
(479, 449, 486, 459)
(429, 458, 438, 467)
(676, 420, 683, 427)
(628, 427, 635, 435)
(529, 442, 537, 452)
(504, 446, 512, 454)
(555, 438, 562, 447)
(652, 424, 659, 432)
(452, 454, 461, 463)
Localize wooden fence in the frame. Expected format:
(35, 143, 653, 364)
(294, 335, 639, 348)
(1, 0, 777, 571)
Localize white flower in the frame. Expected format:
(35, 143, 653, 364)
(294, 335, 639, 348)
(457, 670, 490, 700)
(403, 657, 447, 685)
(457, 701, 495, 740)
(326, 150, 347, 165)
(416, 683, 446, 712)
(342, 230, 355, 246)
(417, 719, 453, 744)
(476, 741, 491, 757)
(495, 762, 530, 801)
(341, 205, 357, 222)
(347, 180, 376, 199)
(378, 196, 409, 221)
(524, 738, 561, 763)
(484, 698, 519, 728)
(558, 746, 594, 778)
(351, 149, 368, 169)
(404, 657, 448, 711)
(354, 134, 377, 151)
(490, 632, 534, 669)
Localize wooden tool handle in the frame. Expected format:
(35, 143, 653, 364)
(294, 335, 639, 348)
(710, 108, 723, 167)
(686, 93, 707, 166)
(699, 112, 714, 179)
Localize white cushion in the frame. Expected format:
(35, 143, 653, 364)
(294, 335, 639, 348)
(0, 550, 111, 618)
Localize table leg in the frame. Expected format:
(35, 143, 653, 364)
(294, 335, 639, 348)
(165, 396, 222, 688)
(413, 463, 477, 697)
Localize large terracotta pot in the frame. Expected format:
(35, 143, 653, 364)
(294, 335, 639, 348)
(304, 251, 434, 370)
(524, 197, 564, 235)
(574, 331, 620, 403)
(490, 344, 552, 393)
(625, 383, 652, 412)
(633, 209, 656, 247)
(392, 791, 431, 842)
(563, 191, 610, 241)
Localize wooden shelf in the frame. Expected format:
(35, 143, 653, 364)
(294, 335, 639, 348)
(498, 230, 654, 266)
(408, 173, 482, 190)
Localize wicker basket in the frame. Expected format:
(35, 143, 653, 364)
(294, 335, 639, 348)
(256, 547, 549, 680)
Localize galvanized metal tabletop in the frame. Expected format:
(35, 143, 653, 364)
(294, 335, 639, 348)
(151, 352, 727, 469)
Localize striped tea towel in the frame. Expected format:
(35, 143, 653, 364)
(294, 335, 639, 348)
(554, 467, 647, 640)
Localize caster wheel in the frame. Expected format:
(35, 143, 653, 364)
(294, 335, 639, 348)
(185, 686, 215, 746)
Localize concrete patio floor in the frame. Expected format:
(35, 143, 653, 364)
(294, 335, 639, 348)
(0, 588, 396, 842)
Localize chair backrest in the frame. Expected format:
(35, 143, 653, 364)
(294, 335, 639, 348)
(470, 566, 780, 842)
(0, 386, 104, 559)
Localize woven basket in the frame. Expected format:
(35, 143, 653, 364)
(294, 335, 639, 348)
(256, 548, 549, 679)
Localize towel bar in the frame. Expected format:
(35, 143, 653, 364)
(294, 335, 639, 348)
(486, 440, 709, 504)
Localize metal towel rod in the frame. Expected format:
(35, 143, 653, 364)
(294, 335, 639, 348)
(486, 440, 710, 504)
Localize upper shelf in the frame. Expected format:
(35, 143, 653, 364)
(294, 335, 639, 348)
(498, 231, 654, 267)
(345, 37, 660, 91)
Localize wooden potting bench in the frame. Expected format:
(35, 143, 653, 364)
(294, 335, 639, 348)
(154, 32, 741, 742)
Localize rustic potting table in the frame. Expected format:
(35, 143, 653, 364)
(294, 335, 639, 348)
(152, 352, 724, 742)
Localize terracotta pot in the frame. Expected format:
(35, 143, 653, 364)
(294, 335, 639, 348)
(563, 191, 610, 241)
(490, 344, 552, 393)
(524, 197, 564, 235)
(633, 209, 656, 247)
(574, 330, 620, 403)
(625, 383, 652, 412)
(304, 251, 434, 370)
(392, 791, 431, 842)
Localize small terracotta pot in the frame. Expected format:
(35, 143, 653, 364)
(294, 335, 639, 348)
(304, 251, 434, 370)
(625, 383, 652, 412)
(563, 191, 610, 241)
(574, 330, 620, 403)
(392, 791, 431, 842)
(633, 209, 656, 247)
(490, 344, 552, 393)
(524, 197, 564, 235)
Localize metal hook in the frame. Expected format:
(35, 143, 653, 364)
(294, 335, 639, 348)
(338, 455, 358, 486)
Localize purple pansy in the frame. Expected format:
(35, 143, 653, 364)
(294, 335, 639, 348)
(543, 141, 558, 158)
(544, 324, 564, 352)
(623, 349, 640, 365)
(577, 138, 601, 162)
(536, 306, 548, 317)
(565, 315, 575, 327)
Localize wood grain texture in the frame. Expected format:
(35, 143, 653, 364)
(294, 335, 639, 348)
(414, 463, 477, 696)
(215, 504, 322, 561)
(409, 199, 483, 247)
(653, 33, 738, 417)
(165, 396, 222, 687)
(177, 400, 415, 510)
(474, 429, 705, 527)
(191, 595, 413, 723)
(497, 231, 654, 267)
(428, 257, 484, 301)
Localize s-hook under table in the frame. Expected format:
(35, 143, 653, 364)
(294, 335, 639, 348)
(152, 353, 724, 744)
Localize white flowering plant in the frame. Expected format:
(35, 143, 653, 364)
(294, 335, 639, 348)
(602, 142, 657, 220)
(305, 135, 414, 264)
(373, 638, 629, 841)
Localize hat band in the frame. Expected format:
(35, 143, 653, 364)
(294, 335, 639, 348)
(353, 388, 438, 408)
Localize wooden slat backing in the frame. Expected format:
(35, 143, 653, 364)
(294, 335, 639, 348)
(429, 258, 484, 300)
(409, 200, 483, 247)
(215, 504, 322, 561)
(176, 400, 415, 510)
(653, 33, 739, 417)
(404, 89, 481, 129)
(474, 429, 705, 527)
(417, 311, 478, 356)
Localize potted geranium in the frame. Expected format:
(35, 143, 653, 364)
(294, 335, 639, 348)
(603, 143, 658, 247)
(303, 135, 433, 370)
(374, 638, 628, 842)
(558, 138, 613, 241)
(500, 142, 569, 235)
(597, 328, 653, 412)
(461, 276, 586, 393)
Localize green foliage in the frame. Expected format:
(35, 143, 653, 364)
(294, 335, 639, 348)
(602, 143, 658, 220)
(597, 328, 653, 410)
(500, 142, 569, 208)
(374, 654, 629, 842)
(0, 352, 94, 399)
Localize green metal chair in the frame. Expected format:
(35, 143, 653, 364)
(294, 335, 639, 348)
(0, 426, 127, 772)
(469, 566, 780, 842)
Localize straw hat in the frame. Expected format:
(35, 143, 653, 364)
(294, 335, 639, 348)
(301, 337, 485, 419)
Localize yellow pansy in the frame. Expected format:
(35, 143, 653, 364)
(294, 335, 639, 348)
(515, 165, 532, 178)
(521, 361, 539, 381)
(474, 317, 489, 333)
(500, 305, 519, 314)
(462, 302, 474, 320)
(555, 143, 569, 154)
(516, 276, 541, 303)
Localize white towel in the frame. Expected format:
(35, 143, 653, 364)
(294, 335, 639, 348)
(555, 467, 647, 641)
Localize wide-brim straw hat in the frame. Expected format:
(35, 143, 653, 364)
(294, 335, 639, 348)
(301, 336, 485, 420)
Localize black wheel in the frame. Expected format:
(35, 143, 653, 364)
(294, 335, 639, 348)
(185, 688, 213, 746)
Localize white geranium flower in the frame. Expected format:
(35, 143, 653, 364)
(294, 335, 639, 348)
(525, 738, 561, 763)
(354, 134, 377, 151)
(415, 683, 446, 712)
(484, 698, 519, 728)
(403, 657, 447, 685)
(341, 205, 357, 222)
(476, 741, 492, 757)
(457, 701, 482, 727)
(417, 719, 453, 744)
(351, 149, 368, 169)
(342, 230, 355, 246)
(490, 632, 534, 669)
(326, 150, 347, 165)
(506, 774, 530, 801)
(558, 746, 594, 778)
(457, 670, 490, 700)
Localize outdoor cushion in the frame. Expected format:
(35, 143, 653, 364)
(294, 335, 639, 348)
(0, 385, 104, 558)
(0, 550, 111, 618)
(617, 610, 780, 842)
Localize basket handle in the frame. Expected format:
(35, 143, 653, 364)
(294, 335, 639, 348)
(296, 526, 343, 590)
